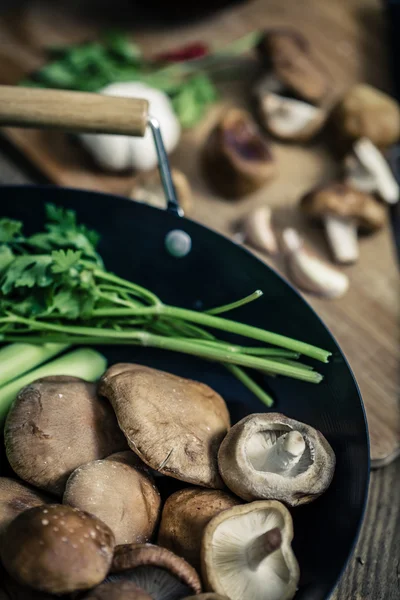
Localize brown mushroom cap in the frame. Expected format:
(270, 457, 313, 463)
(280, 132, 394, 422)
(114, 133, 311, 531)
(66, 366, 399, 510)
(99, 364, 230, 489)
(110, 543, 202, 597)
(201, 500, 300, 600)
(0, 504, 115, 594)
(202, 108, 276, 198)
(332, 84, 400, 148)
(83, 581, 152, 600)
(0, 565, 56, 600)
(258, 30, 331, 105)
(157, 487, 241, 571)
(0, 477, 53, 537)
(63, 451, 161, 545)
(4, 376, 127, 496)
(104, 450, 151, 471)
(301, 183, 386, 231)
(218, 413, 336, 506)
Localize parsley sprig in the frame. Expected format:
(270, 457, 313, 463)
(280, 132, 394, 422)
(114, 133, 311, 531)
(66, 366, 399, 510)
(0, 204, 331, 407)
(21, 31, 260, 128)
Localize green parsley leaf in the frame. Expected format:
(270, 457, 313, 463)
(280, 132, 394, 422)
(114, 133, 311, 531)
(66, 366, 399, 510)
(0, 219, 23, 244)
(102, 31, 142, 63)
(46, 203, 77, 227)
(11, 294, 48, 317)
(26, 204, 101, 265)
(51, 249, 82, 273)
(51, 289, 81, 318)
(0, 246, 15, 272)
(1, 256, 53, 294)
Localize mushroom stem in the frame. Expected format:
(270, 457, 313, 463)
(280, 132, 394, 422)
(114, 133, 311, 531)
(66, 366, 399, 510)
(263, 431, 306, 474)
(246, 527, 282, 571)
(282, 228, 349, 299)
(244, 206, 278, 255)
(353, 137, 399, 204)
(324, 215, 359, 264)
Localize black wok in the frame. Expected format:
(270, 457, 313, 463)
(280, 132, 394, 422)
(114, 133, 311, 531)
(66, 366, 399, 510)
(0, 87, 369, 600)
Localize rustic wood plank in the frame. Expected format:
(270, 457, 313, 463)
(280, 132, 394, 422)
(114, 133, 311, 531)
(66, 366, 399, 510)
(332, 458, 400, 600)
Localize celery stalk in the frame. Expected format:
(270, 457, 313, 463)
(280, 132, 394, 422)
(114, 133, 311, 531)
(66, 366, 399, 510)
(0, 348, 107, 426)
(0, 343, 69, 387)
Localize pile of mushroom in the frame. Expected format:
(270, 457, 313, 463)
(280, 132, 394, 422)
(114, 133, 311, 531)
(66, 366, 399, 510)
(0, 361, 336, 600)
(200, 30, 399, 299)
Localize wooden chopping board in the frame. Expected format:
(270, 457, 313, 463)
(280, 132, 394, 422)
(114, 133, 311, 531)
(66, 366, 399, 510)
(0, 0, 399, 467)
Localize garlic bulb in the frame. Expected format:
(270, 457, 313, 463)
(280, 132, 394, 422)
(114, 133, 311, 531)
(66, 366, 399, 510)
(79, 82, 181, 172)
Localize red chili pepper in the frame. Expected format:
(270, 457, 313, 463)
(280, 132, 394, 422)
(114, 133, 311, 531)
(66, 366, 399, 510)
(154, 42, 209, 63)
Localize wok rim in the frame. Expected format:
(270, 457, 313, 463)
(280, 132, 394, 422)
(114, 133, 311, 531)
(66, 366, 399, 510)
(1, 183, 370, 598)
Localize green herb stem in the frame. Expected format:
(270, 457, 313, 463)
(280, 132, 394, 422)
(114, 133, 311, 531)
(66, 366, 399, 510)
(276, 358, 315, 371)
(1, 317, 322, 383)
(206, 290, 263, 315)
(90, 267, 162, 307)
(224, 364, 274, 407)
(89, 305, 331, 362)
(181, 338, 300, 358)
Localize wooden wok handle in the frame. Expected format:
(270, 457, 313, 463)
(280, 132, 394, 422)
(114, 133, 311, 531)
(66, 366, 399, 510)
(0, 85, 149, 136)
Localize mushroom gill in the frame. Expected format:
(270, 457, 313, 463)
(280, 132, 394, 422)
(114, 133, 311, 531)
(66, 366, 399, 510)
(245, 427, 313, 476)
(108, 543, 202, 600)
(218, 413, 335, 506)
(202, 501, 299, 600)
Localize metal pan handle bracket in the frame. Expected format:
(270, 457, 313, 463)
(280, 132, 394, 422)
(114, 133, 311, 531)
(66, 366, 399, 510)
(147, 115, 182, 216)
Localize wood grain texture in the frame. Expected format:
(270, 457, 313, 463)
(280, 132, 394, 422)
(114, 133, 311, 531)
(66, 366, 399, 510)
(0, 0, 398, 465)
(0, 88, 399, 600)
(332, 458, 400, 600)
(0, 86, 149, 136)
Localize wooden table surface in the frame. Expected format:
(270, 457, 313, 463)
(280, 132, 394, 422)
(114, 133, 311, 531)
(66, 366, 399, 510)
(0, 0, 399, 598)
(0, 141, 399, 600)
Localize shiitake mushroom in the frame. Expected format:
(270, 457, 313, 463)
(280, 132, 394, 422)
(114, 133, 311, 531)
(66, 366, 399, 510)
(4, 376, 127, 496)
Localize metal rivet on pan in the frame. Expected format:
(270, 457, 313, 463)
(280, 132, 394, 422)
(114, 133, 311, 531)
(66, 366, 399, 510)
(165, 229, 192, 258)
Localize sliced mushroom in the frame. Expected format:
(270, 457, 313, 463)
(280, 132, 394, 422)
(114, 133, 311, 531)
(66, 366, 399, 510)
(218, 413, 335, 506)
(281, 228, 349, 299)
(332, 83, 400, 148)
(63, 451, 161, 546)
(0, 477, 53, 537)
(0, 504, 115, 594)
(350, 138, 399, 204)
(257, 92, 326, 142)
(202, 108, 276, 198)
(157, 487, 241, 571)
(83, 581, 152, 600)
(257, 29, 331, 105)
(300, 182, 387, 263)
(201, 500, 300, 600)
(243, 205, 278, 255)
(4, 376, 127, 496)
(99, 364, 230, 489)
(130, 168, 193, 215)
(108, 543, 202, 600)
